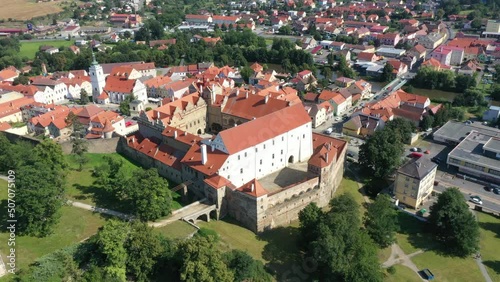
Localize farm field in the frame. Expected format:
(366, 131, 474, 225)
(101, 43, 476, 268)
(0, 0, 78, 21)
(19, 40, 74, 59)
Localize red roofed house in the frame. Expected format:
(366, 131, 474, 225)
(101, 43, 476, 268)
(291, 70, 317, 91)
(185, 14, 213, 24)
(100, 75, 147, 105)
(357, 51, 379, 62)
(387, 60, 408, 76)
(378, 32, 401, 46)
(109, 13, 142, 28)
(212, 15, 240, 25)
(0, 68, 18, 82)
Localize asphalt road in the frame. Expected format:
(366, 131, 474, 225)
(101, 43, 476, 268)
(434, 183, 500, 213)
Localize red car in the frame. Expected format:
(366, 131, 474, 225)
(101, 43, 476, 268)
(410, 152, 423, 158)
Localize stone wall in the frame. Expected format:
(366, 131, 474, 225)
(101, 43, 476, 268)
(60, 137, 120, 154)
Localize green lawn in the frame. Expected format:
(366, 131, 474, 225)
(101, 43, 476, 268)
(384, 264, 421, 282)
(413, 88, 458, 102)
(395, 212, 436, 255)
(65, 153, 183, 212)
(0, 177, 106, 272)
(19, 40, 74, 59)
(477, 212, 500, 282)
(412, 251, 482, 282)
(458, 10, 474, 15)
(155, 220, 197, 240)
(335, 172, 366, 211)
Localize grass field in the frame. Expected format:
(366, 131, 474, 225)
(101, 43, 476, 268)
(336, 172, 366, 211)
(384, 265, 421, 282)
(65, 153, 183, 212)
(458, 10, 474, 16)
(19, 40, 74, 59)
(0, 0, 78, 21)
(0, 177, 106, 273)
(412, 251, 482, 282)
(477, 212, 500, 282)
(395, 212, 436, 255)
(413, 88, 458, 102)
(155, 220, 197, 240)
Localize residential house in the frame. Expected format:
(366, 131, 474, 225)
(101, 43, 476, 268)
(388, 60, 408, 76)
(378, 32, 401, 46)
(457, 60, 481, 76)
(59, 78, 92, 100)
(357, 51, 379, 62)
(318, 90, 350, 116)
(400, 55, 417, 70)
(347, 79, 372, 99)
(342, 114, 385, 137)
(304, 101, 333, 128)
(99, 75, 147, 105)
(0, 68, 19, 82)
(421, 58, 452, 71)
(291, 70, 317, 91)
(31, 77, 68, 103)
(143, 76, 173, 98)
(335, 77, 355, 87)
(418, 32, 446, 49)
(299, 37, 318, 49)
(407, 44, 427, 61)
(330, 41, 346, 51)
(432, 46, 464, 66)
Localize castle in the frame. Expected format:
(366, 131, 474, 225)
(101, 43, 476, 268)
(118, 74, 347, 232)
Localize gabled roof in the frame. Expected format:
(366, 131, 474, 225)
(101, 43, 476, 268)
(218, 103, 311, 154)
(398, 157, 437, 180)
(308, 133, 347, 168)
(103, 76, 137, 94)
(222, 92, 290, 120)
(204, 174, 231, 189)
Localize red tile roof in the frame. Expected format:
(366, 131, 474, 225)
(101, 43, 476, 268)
(308, 133, 347, 168)
(222, 92, 290, 120)
(236, 179, 268, 197)
(218, 103, 311, 154)
(103, 76, 137, 93)
(204, 174, 231, 189)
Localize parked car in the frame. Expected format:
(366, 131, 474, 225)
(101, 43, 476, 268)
(410, 152, 423, 158)
(347, 152, 354, 157)
(410, 147, 418, 152)
(416, 147, 422, 152)
(493, 188, 500, 194)
(324, 128, 333, 135)
(484, 186, 492, 192)
(470, 196, 483, 205)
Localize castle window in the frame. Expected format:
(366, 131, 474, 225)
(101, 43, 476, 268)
(260, 159, 262, 165)
(238, 155, 240, 160)
(264, 144, 266, 149)
(272, 154, 275, 159)
(272, 140, 275, 145)
(240, 168, 243, 174)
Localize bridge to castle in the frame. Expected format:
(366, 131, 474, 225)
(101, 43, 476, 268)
(182, 202, 217, 224)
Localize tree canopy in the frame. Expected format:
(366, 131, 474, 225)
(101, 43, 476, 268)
(298, 194, 383, 281)
(428, 188, 480, 257)
(364, 194, 398, 248)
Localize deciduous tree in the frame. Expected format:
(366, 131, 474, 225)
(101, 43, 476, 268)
(428, 188, 480, 257)
(364, 194, 398, 247)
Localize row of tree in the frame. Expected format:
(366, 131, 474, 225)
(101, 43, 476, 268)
(16, 220, 272, 282)
(412, 67, 477, 93)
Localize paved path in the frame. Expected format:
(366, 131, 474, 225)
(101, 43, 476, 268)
(475, 256, 493, 282)
(68, 200, 134, 220)
(382, 244, 426, 281)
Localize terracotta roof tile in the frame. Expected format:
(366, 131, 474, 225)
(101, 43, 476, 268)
(236, 179, 268, 197)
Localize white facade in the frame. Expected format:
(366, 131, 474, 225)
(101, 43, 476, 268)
(108, 80, 147, 104)
(209, 122, 313, 187)
(34, 84, 67, 104)
(89, 62, 106, 101)
(66, 81, 92, 100)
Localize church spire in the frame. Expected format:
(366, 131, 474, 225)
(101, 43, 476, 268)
(91, 49, 98, 65)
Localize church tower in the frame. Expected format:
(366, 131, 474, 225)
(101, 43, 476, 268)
(89, 51, 105, 102)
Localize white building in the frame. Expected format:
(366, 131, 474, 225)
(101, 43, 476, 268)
(60, 78, 92, 100)
(31, 77, 67, 104)
(102, 76, 147, 104)
(201, 104, 313, 187)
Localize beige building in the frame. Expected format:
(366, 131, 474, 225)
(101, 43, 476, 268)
(486, 20, 500, 33)
(394, 158, 437, 209)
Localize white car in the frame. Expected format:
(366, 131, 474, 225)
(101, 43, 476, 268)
(324, 128, 333, 135)
(470, 196, 483, 205)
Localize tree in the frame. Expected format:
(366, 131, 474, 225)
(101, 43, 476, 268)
(80, 89, 90, 104)
(299, 195, 382, 281)
(381, 62, 395, 82)
(119, 95, 135, 116)
(125, 222, 163, 282)
(240, 65, 253, 83)
(471, 18, 482, 29)
(120, 168, 173, 221)
(385, 118, 415, 145)
(420, 115, 434, 130)
(337, 54, 356, 79)
(490, 83, 500, 101)
(13, 75, 29, 85)
(278, 25, 293, 35)
(436, 9, 445, 20)
(428, 188, 480, 257)
(364, 194, 398, 247)
(71, 137, 89, 171)
(94, 220, 130, 281)
(453, 88, 486, 107)
(359, 127, 404, 178)
(177, 236, 234, 282)
(223, 250, 272, 282)
(16, 164, 65, 237)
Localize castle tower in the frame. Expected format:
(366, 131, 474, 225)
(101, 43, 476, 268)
(89, 51, 106, 102)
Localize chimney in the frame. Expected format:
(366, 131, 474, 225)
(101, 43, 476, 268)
(131, 137, 135, 143)
(174, 130, 178, 139)
(265, 95, 269, 104)
(201, 144, 208, 165)
(325, 153, 329, 163)
(156, 111, 160, 119)
(245, 92, 249, 99)
(51, 115, 54, 120)
(251, 183, 255, 192)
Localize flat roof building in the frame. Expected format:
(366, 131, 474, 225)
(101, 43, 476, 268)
(433, 121, 500, 145)
(375, 47, 406, 58)
(447, 131, 500, 184)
